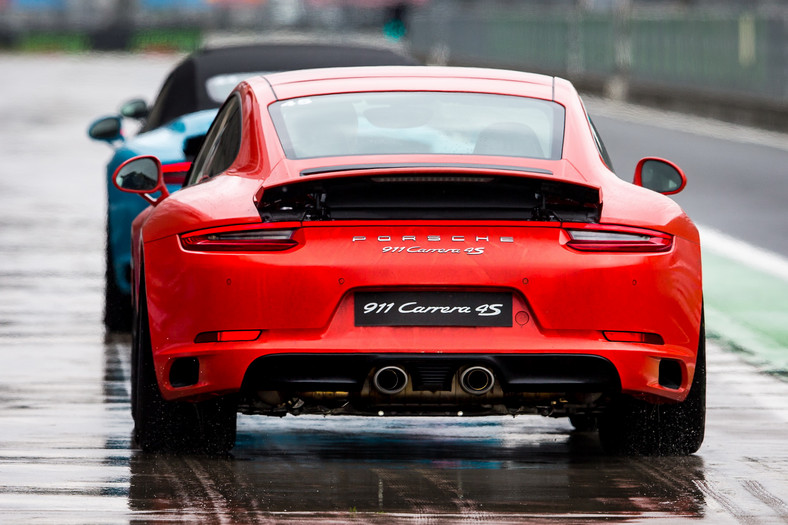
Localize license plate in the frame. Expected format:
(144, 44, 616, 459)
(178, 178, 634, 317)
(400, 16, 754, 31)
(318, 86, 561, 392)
(355, 291, 512, 327)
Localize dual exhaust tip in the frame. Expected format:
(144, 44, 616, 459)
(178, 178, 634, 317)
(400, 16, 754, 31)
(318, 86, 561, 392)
(372, 365, 495, 396)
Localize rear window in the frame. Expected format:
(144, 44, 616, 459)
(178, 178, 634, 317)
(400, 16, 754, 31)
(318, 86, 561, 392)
(269, 92, 565, 160)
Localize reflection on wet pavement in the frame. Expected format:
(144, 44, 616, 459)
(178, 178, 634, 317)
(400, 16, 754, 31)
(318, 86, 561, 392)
(128, 416, 707, 522)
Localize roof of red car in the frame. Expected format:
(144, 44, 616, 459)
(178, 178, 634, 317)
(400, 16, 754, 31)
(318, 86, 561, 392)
(264, 65, 554, 86)
(256, 66, 559, 102)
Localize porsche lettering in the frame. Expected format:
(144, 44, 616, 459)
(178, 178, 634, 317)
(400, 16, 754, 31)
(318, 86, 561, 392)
(352, 236, 514, 243)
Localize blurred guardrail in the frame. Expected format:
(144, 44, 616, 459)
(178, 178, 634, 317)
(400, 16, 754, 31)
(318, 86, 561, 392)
(407, 3, 788, 130)
(0, 0, 403, 52)
(0, 1, 421, 58)
(2, 0, 787, 129)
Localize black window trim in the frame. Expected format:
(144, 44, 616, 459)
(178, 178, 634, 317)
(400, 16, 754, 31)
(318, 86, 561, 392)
(184, 93, 243, 187)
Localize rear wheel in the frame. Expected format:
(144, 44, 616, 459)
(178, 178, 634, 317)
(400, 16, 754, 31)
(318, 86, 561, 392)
(598, 318, 706, 456)
(132, 275, 237, 454)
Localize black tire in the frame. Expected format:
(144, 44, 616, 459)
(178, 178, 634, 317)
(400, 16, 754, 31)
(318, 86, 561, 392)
(598, 317, 706, 456)
(132, 274, 237, 454)
(104, 224, 132, 333)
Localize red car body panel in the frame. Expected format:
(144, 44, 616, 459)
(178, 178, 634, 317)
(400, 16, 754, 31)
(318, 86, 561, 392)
(129, 66, 702, 415)
(142, 224, 700, 401)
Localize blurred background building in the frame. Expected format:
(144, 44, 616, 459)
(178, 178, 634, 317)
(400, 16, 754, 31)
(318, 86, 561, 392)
(1, 0, 787, 128)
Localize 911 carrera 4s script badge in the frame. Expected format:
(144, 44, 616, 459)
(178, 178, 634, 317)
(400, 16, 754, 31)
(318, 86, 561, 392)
(355, 291, 512, 327)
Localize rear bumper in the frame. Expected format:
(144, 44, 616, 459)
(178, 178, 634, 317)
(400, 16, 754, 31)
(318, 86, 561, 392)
(154, 338, 698, 408)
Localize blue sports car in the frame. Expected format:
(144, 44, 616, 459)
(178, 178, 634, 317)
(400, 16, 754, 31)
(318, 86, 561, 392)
(89, 42, 418, 331)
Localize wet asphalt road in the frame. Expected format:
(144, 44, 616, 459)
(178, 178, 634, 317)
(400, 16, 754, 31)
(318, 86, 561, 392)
(587, 99, 788, 258)
(1, 54, 788, 524)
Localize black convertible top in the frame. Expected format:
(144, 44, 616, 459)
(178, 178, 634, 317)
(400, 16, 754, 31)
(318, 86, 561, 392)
(142, 43, 418, 131)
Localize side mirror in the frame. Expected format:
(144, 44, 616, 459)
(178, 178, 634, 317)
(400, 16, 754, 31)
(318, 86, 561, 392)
(88, 116, 123, 143)
(120, 98, 149, 120)
(113, 155, 169, 205)
(634, 157, 687, 195)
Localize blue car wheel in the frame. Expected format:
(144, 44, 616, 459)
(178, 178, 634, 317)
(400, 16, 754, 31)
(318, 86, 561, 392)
(104, 220, 132, 332)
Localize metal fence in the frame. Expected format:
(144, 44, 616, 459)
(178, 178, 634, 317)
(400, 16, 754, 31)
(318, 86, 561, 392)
(407, 3, 788, 128)
(2, 0, 787, 126)
(0, 0, 410, 50)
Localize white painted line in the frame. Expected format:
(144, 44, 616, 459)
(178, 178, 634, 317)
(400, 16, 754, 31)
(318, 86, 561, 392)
(699, 225, 788, 283)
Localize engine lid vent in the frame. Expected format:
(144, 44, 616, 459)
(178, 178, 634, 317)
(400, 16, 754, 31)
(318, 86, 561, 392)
(257, 174, 601, 223)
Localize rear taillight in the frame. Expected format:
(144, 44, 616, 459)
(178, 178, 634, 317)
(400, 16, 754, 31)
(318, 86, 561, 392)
(565, 226, 672, 253)
(181, 228, 298, 252)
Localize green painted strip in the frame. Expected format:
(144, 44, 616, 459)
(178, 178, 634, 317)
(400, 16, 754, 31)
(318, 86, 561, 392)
(18, 32, 91, 53)
(129, 29, 202, 53)
(703, 249, 788, 377)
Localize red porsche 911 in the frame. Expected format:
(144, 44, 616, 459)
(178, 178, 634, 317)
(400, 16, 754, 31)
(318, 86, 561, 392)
(114, 66, 704, 456)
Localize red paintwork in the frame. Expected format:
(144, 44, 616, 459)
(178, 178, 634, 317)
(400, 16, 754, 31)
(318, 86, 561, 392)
(128, 67, 703, 405)
(162, 161, 192, 185)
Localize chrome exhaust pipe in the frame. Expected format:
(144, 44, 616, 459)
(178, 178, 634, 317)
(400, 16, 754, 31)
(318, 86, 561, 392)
(460, 366, 495, 395)
(373, 366, 408, 395)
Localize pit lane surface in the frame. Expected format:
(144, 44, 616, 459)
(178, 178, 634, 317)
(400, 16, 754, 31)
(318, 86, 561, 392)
(1, 54, 788, 524)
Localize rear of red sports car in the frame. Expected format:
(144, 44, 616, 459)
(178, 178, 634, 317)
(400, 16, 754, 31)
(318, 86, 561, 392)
(122, 67, 704, 456)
